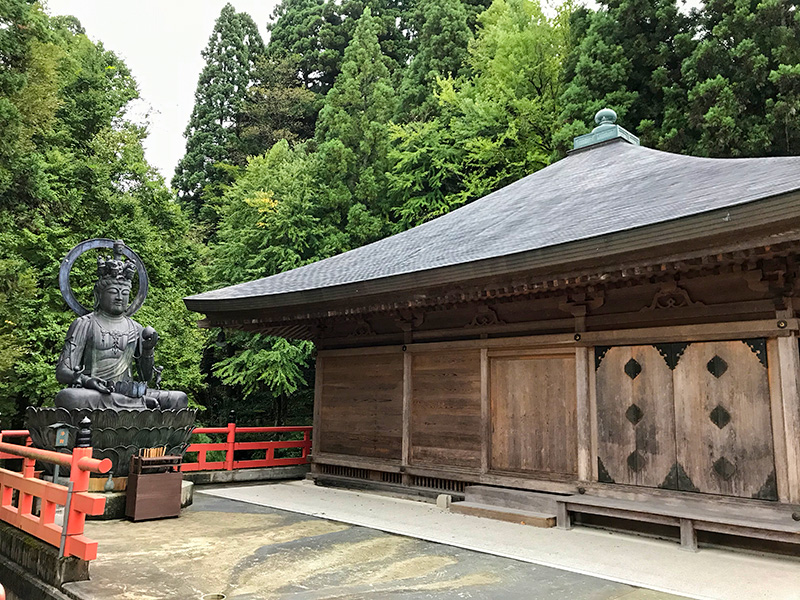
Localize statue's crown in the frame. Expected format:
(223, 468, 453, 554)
(96, 239, 135, 283)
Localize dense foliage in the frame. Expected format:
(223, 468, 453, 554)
(5, 0, 799, 427)
(172, 3, 265, 230)
(0, 0, 205, 427)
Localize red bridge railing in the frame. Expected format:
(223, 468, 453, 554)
(0, 430, 31, 457)
(0, 421, 110, 561)
(182, 422, 312, 472)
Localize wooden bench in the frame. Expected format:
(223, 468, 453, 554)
(555, 494, 800, 551)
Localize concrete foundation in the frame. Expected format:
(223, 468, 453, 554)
(0, 552, 73, 600)
(182, 464, 308, 485)
(181, 479, 193, 507)
(0, 520, 87, 599)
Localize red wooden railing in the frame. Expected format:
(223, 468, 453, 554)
(182, 424, 312, 472)
(0, 422, 312, 475)
(0, 430, 32, 457)
(0, 429, 110, 561)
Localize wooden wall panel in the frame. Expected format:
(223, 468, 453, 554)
(410, 351, 482, 467)
(490, 353, 578, 476)
(674, 340, 776, 499)
(319, 353, 404, 459)
(595, 345, 676, 488)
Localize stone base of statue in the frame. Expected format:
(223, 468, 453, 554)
(25, 407, 196, 478)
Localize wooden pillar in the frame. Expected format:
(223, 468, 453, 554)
(589, 348, 599, 480)
(767, 339, 790, 501)
(402, 351, 412, 471)
(480, 348, 490, 474)
(575, 346, 592, 481)
(311, 355, 323, 474)
(776, 333, 800, 503)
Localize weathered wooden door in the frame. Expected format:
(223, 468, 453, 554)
(595, 340, 777, 500)
(595, 345, 676, 487)
(673, 340, 776, 500)
(490, 353, 578, 476)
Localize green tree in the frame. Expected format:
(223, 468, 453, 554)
(0, 0, 60, 209)
(390, 0, 569, 227)
(237, 54, 319, 157)
(340, 0, 413, 79)
(0, 258, 36, 381)
(679, 0, 800, 156)
(266, 0, 346, 95)
(314, 6, 398, 249)
(212, 141, 319, 286)
(0, 8, 206, 426)
(555, 0, 694, 152)
(207, 141, 319, 426)
(397, 0, 473, 122)
(172, 3, 265, 227)
(461, 0, 494, 30)
(267, 0, 414, 97)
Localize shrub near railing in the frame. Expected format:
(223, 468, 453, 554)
(181, 418, 312, 472)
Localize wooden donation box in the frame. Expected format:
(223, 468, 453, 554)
(126, 455, 183, 521)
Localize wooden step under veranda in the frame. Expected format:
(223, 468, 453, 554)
(450, 501, 557, 527)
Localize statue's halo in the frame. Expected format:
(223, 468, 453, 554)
(59, 238, 149, 317)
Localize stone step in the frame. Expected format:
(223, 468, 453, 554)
(450, 501, 556, 528)
(464, 485, 565, 513)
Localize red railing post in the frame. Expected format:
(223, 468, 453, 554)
(64, 419, 94, 553)
(19, 453, 36, 516)
(0, 422, 109, 562)
(180, 423, 312, 472)
(225, 410, 236, 471)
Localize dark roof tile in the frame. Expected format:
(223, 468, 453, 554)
(186, 141, 800, 308)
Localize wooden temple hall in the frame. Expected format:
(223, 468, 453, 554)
(186, 110, 800, 550)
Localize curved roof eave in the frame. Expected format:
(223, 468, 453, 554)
(185, 140, 800, 314)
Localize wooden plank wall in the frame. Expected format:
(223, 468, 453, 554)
(315, 318, 800, 504)
(410, 350, 482, 467)
(489, 351, 578, 476)
(318, 353, 403, 459)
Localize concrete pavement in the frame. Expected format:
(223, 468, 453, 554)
(63, 489, 685, 600)
(202, 480, 800, 600)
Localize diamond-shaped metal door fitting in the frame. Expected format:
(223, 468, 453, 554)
(624, 358, 642, 380)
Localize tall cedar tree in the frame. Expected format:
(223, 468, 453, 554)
(265, 0, 346, 95)
(389, 0, 569, 228)
(313, 6, 398, 252)
(678, 0, 800, 157)
(397, 0, 473, 122)
(555, 0, 694, 153)
(0, 4, 205, 426)
(266, 0, 412, 97)
(172, 3, 265, 227)
(237, 54, 319, 156)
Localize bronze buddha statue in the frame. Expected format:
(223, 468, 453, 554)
(54, 244, 187, 411)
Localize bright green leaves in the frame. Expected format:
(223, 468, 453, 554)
(0, 4, 206, 425)
(389, 0, 568, 229)
(213, 336, 313, 400)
